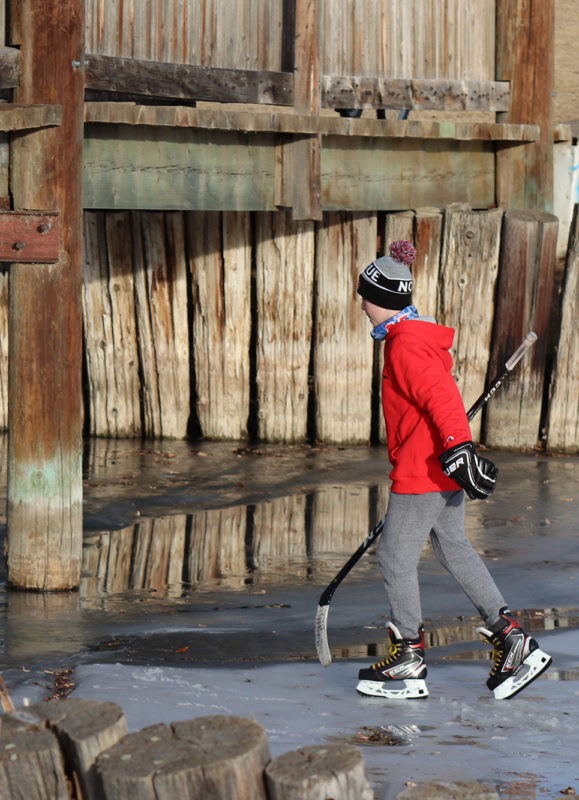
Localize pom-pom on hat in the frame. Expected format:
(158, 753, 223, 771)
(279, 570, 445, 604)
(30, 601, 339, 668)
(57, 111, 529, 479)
(357, 240, 415, 311)
(389, 240, 417, 265)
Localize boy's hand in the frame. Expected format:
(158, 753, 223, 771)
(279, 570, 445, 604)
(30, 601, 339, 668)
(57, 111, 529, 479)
(439, 440, 498, 500)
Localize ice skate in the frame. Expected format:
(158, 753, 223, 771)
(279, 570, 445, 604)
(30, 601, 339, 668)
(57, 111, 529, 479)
(477, 607, 552, 699)
(356, 622, 429, 699)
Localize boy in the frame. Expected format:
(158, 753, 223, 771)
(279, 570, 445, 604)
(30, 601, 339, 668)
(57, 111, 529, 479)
(355, 240, 551, 700)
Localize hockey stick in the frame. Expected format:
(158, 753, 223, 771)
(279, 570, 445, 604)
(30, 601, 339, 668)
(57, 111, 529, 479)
(315, 330, 538, 667)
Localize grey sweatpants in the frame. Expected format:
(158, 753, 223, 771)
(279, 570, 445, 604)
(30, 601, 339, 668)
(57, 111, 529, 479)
(377, 490, 505, 639)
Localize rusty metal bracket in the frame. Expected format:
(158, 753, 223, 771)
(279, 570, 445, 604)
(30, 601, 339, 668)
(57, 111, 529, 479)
(0, 210, 60, 262)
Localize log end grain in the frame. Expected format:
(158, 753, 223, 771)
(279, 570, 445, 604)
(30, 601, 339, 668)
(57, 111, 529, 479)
(397, 781, 499, 800)
(265, 743, 374, 800)
(97, 716, 270, 800)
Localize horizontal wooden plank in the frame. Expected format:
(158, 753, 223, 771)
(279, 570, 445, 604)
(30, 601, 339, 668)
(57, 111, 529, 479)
(0, 47, 20, 89)
(83, 123, 494, 211)
(85, 54, 293, 106)
(0, 104, 62, 131)
(321, 137, 494, 210)
(84, 103, 540, 143)
(83, 124, 276, 210)
(84, 54, 509, 113)
(0, 211, 60, 262)
(322, 75, 510, 111)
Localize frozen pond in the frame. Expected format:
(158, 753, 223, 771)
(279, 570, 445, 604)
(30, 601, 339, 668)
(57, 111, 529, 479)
(1, 438, 578, 798)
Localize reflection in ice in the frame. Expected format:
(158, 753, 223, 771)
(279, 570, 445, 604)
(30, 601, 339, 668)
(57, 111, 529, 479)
(81, 482, 386, 599)
(330, 609, 579, 668)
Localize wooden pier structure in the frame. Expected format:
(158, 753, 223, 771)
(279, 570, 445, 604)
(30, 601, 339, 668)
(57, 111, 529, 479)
(1, 0, 577, 591)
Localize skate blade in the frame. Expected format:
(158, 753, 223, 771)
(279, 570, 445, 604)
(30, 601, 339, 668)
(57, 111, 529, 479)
(356, 678, 428, 699)
(493, 648, 552, 700)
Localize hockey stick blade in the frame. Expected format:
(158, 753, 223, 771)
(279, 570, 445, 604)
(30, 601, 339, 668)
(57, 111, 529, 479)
(314, 521, 383, 666)
(315, 605, 331, 667)
(314, 332, 538, 667)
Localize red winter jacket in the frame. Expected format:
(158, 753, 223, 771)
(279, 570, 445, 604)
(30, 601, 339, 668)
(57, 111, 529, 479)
(381, 319, 472, 494)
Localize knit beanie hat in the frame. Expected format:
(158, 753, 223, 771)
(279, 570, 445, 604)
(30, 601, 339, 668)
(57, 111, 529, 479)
(357, 240, 416, 310)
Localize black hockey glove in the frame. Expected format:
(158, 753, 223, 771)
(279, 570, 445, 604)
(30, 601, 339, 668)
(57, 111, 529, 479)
(439, 440, 498, 500)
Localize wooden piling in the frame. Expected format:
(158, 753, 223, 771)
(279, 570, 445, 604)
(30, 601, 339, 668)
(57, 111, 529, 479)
(10, 699, 127, 800)
(255, 211, 315, 442)
(0, 269, 7, 428)
(265, 743, 374, 800)
(288, 0, 322, 221)
(82, 212, 141, 438)
(495, 0, 555, 211)
(96, 716, 270, 800)
(437, 207, 503, 443)
(7, 0, 84, 589)
(485, 209, 558, 448)
(546, 203, 579, 451)
(413, 208, 443, 321)
(132, 212, 190, 439)
(397, 781, 498, 800)
(0, 723, 69, 800)
(2, 699, 127, 800)
(188, 211, 252, 440)
(313, 212, 376, 443)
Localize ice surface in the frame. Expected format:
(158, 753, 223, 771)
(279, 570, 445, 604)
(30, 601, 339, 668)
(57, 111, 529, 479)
(11, 628, 577, 800)
(2, 446, 578, 799)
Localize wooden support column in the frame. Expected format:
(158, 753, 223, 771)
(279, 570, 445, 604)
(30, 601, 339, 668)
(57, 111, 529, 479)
(495, 0, 554, 211)
(288, 0, 322, 221)
(7, 0, 84, 589)
(484, 209, 558, 449)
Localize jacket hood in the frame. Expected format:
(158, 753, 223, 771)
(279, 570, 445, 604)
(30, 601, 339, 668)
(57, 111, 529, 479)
(387, 318, 455, 351)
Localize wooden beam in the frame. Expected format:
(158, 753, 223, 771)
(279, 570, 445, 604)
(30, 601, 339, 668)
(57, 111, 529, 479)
(0, 46, 20, 88)
(495, 0, 554, 210)
(8, 0, 85, 590)
(84, 103, 540, 142)
(0, 103, 61, 131)
(83, 51, 511, 113)
(85, 53, 293, 106)
(322, 76, 510, 112)
(82, 124, 495, 212)
(319, 137, 494, 211)
(83, 126, 277, 211)
(0, 210, 60, 262)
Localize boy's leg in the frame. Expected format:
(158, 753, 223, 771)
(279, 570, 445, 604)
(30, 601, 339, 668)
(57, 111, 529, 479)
(377, 491, 447, 638)
(428, 490, 505, 625)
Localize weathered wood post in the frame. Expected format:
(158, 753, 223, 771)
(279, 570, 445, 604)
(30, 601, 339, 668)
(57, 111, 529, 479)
(7, 0, 84, 589)
(265, 743, 374, 800)
(547, 203, 579, 451)
(495, 0, 555, 211)
(484, 209, 558, 448)
(2, 699, 128, 800)
(96, 716, 271, 800)
(288, 0, 322, 221)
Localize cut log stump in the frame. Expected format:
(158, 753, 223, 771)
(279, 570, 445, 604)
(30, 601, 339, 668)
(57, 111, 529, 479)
(0, 724, 70, 800)
(96, 715, 271, 800)
(396, 781, 499, 800)
(265, 743, 374, 800)
(2, 698, 127, 800)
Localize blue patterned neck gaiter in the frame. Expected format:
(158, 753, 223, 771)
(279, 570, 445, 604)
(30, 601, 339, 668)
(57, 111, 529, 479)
(370, 305, 419, 341)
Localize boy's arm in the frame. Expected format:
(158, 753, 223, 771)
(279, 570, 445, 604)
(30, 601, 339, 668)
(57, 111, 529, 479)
(389, 338, 498, 499)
